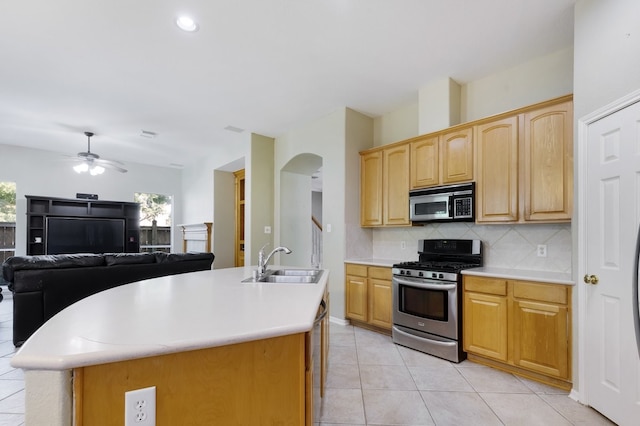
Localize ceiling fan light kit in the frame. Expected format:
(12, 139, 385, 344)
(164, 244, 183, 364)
(72, 131, 127, 175)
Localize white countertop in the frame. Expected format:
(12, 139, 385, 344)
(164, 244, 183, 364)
(344, 258, 401, 268)
(11, 266, 328, 371)
(462, 267, 574, 285)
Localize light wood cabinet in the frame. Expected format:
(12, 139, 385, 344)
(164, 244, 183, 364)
(360, 151, 383, 226)
(476, 98, 573, 223)
(463, 278, 508, 361)
(475, 116, 519, 222)
(441, 127, 474, 184)
(410, 128, 473, 189)
(383, 144, 410, 225)
(523, 101, 573, 221)
(360, 144, 410, 227)
(75, 333, 310, 425)
(463, 275, 572, 389)
(345, 263, 392, 330)
(512, 281, 569, 380)
(410, 135, 439, 188)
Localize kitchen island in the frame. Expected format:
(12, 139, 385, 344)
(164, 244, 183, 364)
(11, 266, 329, 426)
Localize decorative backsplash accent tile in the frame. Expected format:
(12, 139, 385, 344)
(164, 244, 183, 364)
(366, 223, 572, 273)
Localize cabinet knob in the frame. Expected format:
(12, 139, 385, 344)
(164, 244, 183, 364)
(583, 274, 599, 285)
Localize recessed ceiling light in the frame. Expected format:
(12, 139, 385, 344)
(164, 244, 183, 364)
(176, 16, 199, 32)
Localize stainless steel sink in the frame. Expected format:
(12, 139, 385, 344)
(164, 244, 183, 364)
(270, 269, 322, 277)
(242, 269, 323, 284)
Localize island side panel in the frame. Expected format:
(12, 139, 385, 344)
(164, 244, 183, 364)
(74, 333, 306, 425)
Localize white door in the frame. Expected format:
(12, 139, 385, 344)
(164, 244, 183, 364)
(583, 99, 640, 426)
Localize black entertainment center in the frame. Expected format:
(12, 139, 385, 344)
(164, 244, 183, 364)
(26, 195, 140, 255)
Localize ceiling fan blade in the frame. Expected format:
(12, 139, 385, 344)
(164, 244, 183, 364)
(94, 157, 125, 166)
(94, 159, 128, 173)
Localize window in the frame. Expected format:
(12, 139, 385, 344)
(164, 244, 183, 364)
(0, 182, 16, 285)
(134, 193, 172, 253)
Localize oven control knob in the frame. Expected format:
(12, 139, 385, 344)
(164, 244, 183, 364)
(439, 273, 444, 279)
(400, 270, 405, 275)
(418, 272, 423, 277)
(431, 273, 437, 278)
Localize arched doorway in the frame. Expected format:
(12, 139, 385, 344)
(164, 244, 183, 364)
(280, 153, 323, 267)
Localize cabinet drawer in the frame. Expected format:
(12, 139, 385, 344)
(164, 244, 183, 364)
(513, 281, 568, 305)
(464, 277, 507, 296)
(369, 266, 391, 280)
(346, 263, 368, 277)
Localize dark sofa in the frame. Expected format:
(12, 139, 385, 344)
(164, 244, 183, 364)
(1, 251, 214, 346)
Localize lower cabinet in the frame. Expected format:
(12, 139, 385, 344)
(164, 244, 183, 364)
(345, 263, 392, 330)
(463, 276, 572, 389)
(463, 278, 508, 361)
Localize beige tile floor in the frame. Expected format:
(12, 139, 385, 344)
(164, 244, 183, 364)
(0, 289, 616, 426)
(315, 323, 616, 426)
(0, 290, 24, 426)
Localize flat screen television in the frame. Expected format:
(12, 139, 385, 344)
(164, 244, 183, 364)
(46, 217, 126, 254)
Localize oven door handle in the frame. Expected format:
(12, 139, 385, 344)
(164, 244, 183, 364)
(392, 326, 457, 347)
(394, 276, 457, 291)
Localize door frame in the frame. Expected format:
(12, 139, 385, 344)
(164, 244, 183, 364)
(576, 87, 640, 404)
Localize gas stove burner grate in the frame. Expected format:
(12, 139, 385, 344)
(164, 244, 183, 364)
(393, 260, 481, 273)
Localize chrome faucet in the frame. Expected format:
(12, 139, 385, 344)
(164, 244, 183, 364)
(257, 244, 292, 277)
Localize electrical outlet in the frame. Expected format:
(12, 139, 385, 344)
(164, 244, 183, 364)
(125, 386, 156, 426)
(264, 226, 271, 234)
(400, 241, 406, 250)
(537, 244, 547, 257)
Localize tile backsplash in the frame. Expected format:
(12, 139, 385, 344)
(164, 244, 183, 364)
(350, 222, 572, 273)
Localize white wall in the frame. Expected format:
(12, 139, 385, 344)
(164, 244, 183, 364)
(275, 108, 373, 318)
(247, 134, 275, 266)
(181, 132, 246, 266)
(373, 101, 418, 147)
(574, 0, 640, 120)
(462, 47, 574, 122)
(0, 144, 183, 255)
(571, 0, 640, 399)
(372, 47, 574, 148)
(212, 170, 235, 268)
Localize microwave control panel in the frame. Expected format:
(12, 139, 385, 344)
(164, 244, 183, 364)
(453, 197, 473, 218)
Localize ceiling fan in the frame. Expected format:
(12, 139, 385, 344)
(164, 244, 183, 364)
(72, 131, 127, 174)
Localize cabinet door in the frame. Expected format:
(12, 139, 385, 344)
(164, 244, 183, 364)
(410, 136, 439, 189)
(476, 116, 519, 222)
(512, 300, 569, 379)
(382, 144, 410, 225)
(441, 127, 473, 184)
(346, 275, 368, 322)
(360, 151, 383, 226)
(463, 292, 508, 361)
(523, 101, 573, 221)
(369, 278, 392, 329)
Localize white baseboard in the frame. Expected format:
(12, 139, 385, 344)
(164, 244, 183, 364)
(329, 316, 350, 326)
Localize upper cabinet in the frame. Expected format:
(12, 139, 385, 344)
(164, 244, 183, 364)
(360, 94, 573, 227)
(410, 128, 473, 189)
(361, 144, 410, 227)
(476, 116, 519, 222)
(360, 150, 383, 226)
(410, 136, 438, 188)
(441, 127, 474, 184)
(383, 144, 410, 225)
(523, 101, 573, 222)
(476, 98, 573, 223)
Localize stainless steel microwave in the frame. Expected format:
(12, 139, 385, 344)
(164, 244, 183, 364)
(409, 182, 475, 222)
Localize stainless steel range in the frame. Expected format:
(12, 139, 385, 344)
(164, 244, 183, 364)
(392, 239, 482, 363)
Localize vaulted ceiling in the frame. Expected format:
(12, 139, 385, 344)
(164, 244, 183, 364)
(0, 0, 575, 168)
